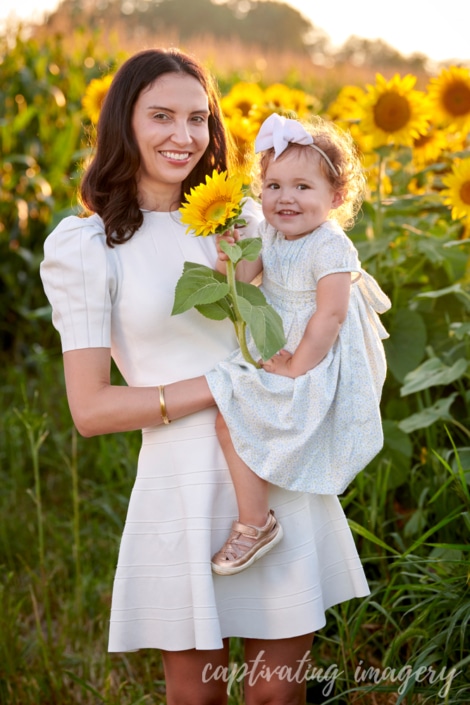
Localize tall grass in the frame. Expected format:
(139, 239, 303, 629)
(1, 351, 469, 704)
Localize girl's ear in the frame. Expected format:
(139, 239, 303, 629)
(331, 189, 345, 209)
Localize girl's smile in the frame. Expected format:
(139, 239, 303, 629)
(262, 148, 342, 240)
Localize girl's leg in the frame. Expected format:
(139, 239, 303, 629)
(213, 412, 283, 574)
(161, 641, 230, 705)
(243, 633, 315, 705)
(215, 411, 269, 526)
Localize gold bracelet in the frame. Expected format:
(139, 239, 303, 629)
(158, 385, 171, 425)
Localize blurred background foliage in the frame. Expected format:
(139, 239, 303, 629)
(1, 3, 469, 703)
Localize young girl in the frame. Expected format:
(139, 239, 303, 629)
(206, 112, 391, 576)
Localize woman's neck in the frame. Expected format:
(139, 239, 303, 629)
(137, 183, 182, 212)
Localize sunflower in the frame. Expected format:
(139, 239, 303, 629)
(360, 73, 431, 148)
(327, 85, 366, 123)
(224, 113, 258, 179)
(221, 82, 265, 118)
(180, 170, 246, 237)
(441, 158, 470, 221)
(82, 74, 114, 123)
(428, 66, 470, 133)
(411, 124, 448, 168)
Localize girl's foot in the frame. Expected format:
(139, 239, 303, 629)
(211, 509, 283, 576)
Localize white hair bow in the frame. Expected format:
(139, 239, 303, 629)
(254, 113, 313, 158)
(254, 113, 338, 176)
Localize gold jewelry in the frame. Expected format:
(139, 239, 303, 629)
(158, 385, 171, 425)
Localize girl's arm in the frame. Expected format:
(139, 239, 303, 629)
(63, 348, 214, 437)
(261, 272, 351, 378)
(215, 229, 263, 283)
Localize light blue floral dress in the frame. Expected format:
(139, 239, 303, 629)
(206, 219, 391, 495)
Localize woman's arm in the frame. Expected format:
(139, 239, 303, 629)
(63, 348, 214, 437)
(261, 272, 351, 378)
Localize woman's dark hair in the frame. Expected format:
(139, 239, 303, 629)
(80, 49, 231, 246)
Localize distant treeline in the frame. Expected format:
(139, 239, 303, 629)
(44, 0, 429, 71)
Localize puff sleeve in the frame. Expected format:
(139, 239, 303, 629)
(40, 214, 118, 352)
(312, 222, 361, 283)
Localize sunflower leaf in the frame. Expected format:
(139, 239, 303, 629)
(235, 284, 286, 360)
(195, 299, 235, 322)
(171, 262, 230, 315)
(238, 237, 262, 261)
(398, 394, 458, 433)
(400, 357, 468, 396)
(219, 240, 243, 264)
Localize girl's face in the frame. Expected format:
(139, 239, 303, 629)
(132, 72, 211, 210)
(261, 147, 342, 240)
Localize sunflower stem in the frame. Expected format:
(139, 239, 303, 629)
(374, 153, 385, 238)
(226, 257, 260, 368)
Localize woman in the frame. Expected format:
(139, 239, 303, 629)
(40, 49, 369, 705)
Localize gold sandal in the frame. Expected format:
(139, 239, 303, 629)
(211, 509, 283, 576)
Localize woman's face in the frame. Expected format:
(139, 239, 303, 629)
(131, 72, 211, 209)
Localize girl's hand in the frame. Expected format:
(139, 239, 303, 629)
(261, 349, 297, 378)
(215, 229, 240, 261)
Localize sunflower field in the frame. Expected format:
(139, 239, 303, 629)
(1, 25, 469, 705)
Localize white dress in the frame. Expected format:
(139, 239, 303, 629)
(40, 201, 370, 653)
(206, 219, 391, 495)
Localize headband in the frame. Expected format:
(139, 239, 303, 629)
(254, 113, 339, 176)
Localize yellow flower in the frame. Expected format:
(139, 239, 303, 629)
(82, 74, 114, 123)
(428, 66, 470, 133)
(327, 85, 366, 123)
(180, 170, 246, 237)
(262, 83, 319, 117)
(221, 82, 265, 118)
(411, 125, 448, 168)
(224, 113, 258, 180)
(360, 73, 431, 148)
(441, 158, 470, 221)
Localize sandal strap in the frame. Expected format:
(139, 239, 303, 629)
(216, 512, 278, 561)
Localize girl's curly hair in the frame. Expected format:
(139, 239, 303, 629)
(256, 115, 366, 231)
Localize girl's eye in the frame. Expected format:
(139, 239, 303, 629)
(267, 183, 279, 190)
(297, 184, 309, 190)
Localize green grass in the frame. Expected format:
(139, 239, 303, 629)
(1, 353, 469, 705)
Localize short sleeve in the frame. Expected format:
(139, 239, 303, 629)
(312, 222, 361, 283)
(239, 197, 263, 239)
(40, 214, 118, 352)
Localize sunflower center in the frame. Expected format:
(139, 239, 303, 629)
(459, 180, 470, 206)
(414, 133, 432, 148)
(236, 100, 253, 117)
(373, 91, 411, 132)
(205, 200, 229, 222)
(443, 80, 470, 117)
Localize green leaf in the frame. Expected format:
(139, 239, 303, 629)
(416, 283, 466, 299)
(383, 308, 427, 383)
(195, 298, 235, 322)
(398, 393, 458, 433)
(400, 357, 468, 396)
(238, 237, 262, 261)
(219, 239, 243, 264)
(382, 420, 413, 457)
(236, 286, 286, 360)
(235, 280, 267, 305)
(450, 322, 470, 340)
(172, 262, 229, 315)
